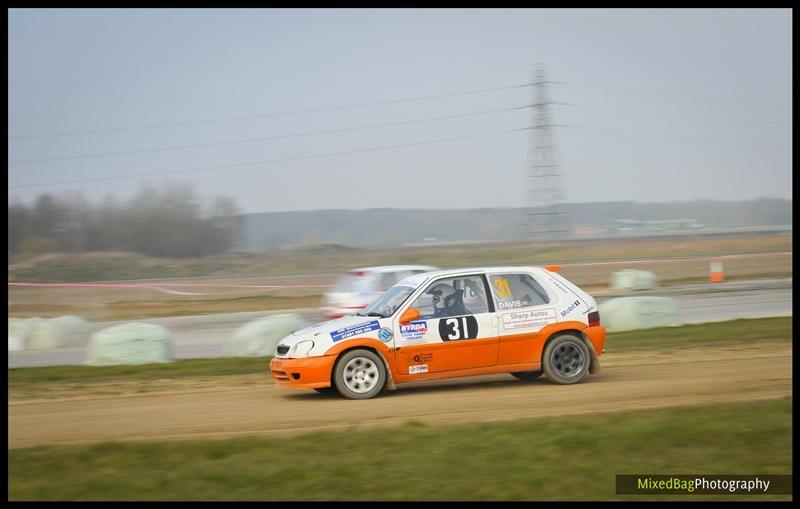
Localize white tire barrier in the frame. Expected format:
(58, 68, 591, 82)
(8, 317, 42, 351)
(610, 269, 659, 292)
(26, 315, 94, 350)
(227, 313, 309, 357)
(8, 316, 93, 351)
(8, 335, 25, 352)
(87, 322, 173, 365)
(599, 296, 681, 332)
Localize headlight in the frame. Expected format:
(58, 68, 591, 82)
(290, 340, 314, 358)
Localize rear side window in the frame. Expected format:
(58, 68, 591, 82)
(489, 273, 551, 310)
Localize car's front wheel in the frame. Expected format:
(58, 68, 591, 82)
(542, 334, 590, 384)
(333, 349, 387, 399)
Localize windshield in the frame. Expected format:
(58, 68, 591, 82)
(355, 285, 415, 318)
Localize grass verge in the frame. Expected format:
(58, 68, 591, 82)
(8, 396, 792, 500)
(8, 356, 271, 387)
(604, 316, 791, 353)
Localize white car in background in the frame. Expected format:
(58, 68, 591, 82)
(322, 265, 439, 319)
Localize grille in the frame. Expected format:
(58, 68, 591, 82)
(271, 368, 289, 382)
(276, 345, 290, 356)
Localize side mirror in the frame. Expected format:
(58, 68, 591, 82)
(399, 307, 421, 325)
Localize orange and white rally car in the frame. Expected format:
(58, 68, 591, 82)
(270, 266, 606, 399)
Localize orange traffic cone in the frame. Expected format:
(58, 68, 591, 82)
(709, 258, 724, 282)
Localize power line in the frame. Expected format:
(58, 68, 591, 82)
(10, 59, 789, 118)
(562, 126, 791, 149)
(10, 127, 529, 189)
(560, 104, 792, 130)
(559, 82, 791, 110)
(9, 61, 534, 118)
(9, 105, 528, 165)
(547, 61, 790, 91)
(9, 83, 530, 141)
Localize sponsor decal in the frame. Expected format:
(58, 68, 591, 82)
(378, 328, 393, 343)
(400, 320, 428, 342)
(546, 276, 570, 294)
(409, 364, 428, 375)
(407, 353, 433, 364)
(497, 299, 530, 310)
(330, 320, 381, 342)
(502, 308, 557, 330)
(438, 315, 479, 341)
(559, 300, 581, 318)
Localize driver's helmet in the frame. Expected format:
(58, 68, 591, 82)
(427, 283, 456, 313)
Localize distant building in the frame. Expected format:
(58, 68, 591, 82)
(609, 218, 705, 234)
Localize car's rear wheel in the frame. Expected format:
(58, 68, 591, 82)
(511, 370, 543, 381)
(333, 349, 387, 400)
(542, 334, 590, 384)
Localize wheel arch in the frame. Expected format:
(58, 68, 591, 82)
(331, 344, 397, 392)
(542, 328, 601, 375)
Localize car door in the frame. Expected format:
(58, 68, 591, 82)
(487, 271, 559, 366)
(393, 273, 499, 375)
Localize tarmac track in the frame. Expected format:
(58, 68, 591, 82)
(8, 342, 791, 449)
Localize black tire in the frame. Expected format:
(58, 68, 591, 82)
(313, 387, 339, 395)
(511, 370, 543, 381)
(542, 334, 590, 384)
(333, 349, 387, 400)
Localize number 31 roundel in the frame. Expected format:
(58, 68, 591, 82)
(438, 316, 479, 341)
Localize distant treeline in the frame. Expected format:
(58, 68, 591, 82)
(240, 197, 792, 250)
(8, 183, 242, 259)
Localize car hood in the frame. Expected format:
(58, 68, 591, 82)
(276, 314, 392, 357)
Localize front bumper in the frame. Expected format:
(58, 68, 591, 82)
(270, 355, 337, 389)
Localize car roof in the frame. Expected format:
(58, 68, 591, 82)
(350, 265, 439, 273)
(411, 266, 548, 280)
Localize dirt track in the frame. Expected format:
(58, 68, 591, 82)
(8, 343, 792, 449)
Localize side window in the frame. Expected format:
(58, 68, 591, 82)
(409, 275, 489, 319)
(489, 273, 551, 311)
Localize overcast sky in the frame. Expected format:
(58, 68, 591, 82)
(8, 8, 792, 213)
